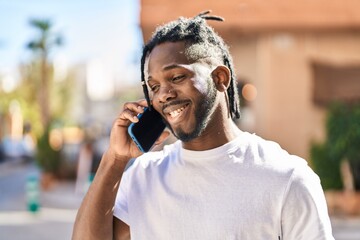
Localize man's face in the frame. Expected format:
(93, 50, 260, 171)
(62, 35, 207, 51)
(146, 41, 218, 142)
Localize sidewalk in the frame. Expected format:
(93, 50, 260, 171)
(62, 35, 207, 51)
(0, 162, 84, 240)
(331, 216, 360, 239)
(40, 180, 84, 209)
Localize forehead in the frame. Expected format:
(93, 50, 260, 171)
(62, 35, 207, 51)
(147, 41, 191, 73)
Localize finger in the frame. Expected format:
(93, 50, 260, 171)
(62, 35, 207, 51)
(138, 99, 148, 107)
(120, 109, 141, 123)
(123, 102, 146, 114)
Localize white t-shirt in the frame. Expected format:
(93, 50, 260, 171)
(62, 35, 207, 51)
(114, 132, 334, 240)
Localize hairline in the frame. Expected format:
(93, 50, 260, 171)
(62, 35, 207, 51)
(144, 40, 223, 71)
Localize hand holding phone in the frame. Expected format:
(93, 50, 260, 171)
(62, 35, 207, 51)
(128, 107, 166, 152)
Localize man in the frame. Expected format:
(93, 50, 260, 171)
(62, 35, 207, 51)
(73, 11, 334, 239)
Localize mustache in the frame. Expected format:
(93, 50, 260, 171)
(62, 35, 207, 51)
(162, 100, 191, 111)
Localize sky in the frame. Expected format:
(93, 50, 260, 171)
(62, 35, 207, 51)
(0, 0, 143, 90)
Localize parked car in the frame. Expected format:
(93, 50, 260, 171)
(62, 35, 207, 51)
(0, 135, 35, 162)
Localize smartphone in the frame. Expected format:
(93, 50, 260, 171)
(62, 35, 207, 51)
(128, 107, 166, 152)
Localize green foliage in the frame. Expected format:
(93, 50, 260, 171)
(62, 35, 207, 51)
(310, 142, 343, 190)
(0, 91, 43, 137)
(311, 102, 360, 190)
(27, 18, 63, 127)
(36, 126, 61, 174)
(327, 102, 360, 163)
(27, 18, 63, 55)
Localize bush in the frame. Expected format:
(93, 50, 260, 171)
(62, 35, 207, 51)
(311, 102, 360, 190)
(310, 142, 343, 190)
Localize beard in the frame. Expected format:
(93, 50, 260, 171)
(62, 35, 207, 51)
(165, 80, 218, 142)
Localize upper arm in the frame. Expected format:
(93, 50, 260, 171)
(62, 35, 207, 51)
(281, 167, 334, 240)
(113, 217, 130, 240)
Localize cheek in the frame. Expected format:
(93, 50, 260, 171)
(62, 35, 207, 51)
(191, 77, 211, 95)
(190, 64, 213, 94)
(149, 91, 154, 101)
(152, 101, 162, 113)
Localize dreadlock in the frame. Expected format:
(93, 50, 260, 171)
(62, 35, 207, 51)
(140, 10, 241, 119)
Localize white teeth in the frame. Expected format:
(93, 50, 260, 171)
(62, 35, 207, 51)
(169, 106, 185, 118)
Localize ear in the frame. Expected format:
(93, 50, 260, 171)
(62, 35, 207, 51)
(211, 65, 231, 92)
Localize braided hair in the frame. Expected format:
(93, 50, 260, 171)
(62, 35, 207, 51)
(141, 10, 241, 119)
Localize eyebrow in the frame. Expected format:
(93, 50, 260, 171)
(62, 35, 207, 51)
(147, 63, 187, 81)
(163, 64, 184, 71)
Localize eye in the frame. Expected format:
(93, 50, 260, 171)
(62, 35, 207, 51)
(172, 75, 185, 82)
(149, 84, 160, 93)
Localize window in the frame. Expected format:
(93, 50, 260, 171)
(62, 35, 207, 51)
(312, 62, 360, 105)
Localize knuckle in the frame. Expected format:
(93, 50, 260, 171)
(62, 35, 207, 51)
(123, 102, 132, 109)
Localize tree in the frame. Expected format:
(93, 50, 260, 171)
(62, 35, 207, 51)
(26, 19, 66, 179)
(26, 19, 63, 127)
(311, 102, 360, 190)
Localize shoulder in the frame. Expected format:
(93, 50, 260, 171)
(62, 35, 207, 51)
(246, 133, 307, 166)
(245, 133, 323, 194)
(252, 134, 322, 194)
(241, 133, 315, 182)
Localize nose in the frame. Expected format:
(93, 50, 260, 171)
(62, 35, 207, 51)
(157, 86, 177, 103)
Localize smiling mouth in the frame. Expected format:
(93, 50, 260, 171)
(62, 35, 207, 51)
(163, 102, 190, 119)
(169, 104, 189, 118)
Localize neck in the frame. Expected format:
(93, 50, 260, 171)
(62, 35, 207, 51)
(181, 107, 242, 151)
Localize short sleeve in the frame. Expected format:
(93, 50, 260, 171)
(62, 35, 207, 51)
(113, 167, 131, 225)
(281, 165, 334, 240)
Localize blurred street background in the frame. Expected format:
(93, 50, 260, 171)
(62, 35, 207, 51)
(1, 0, 360, 239)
